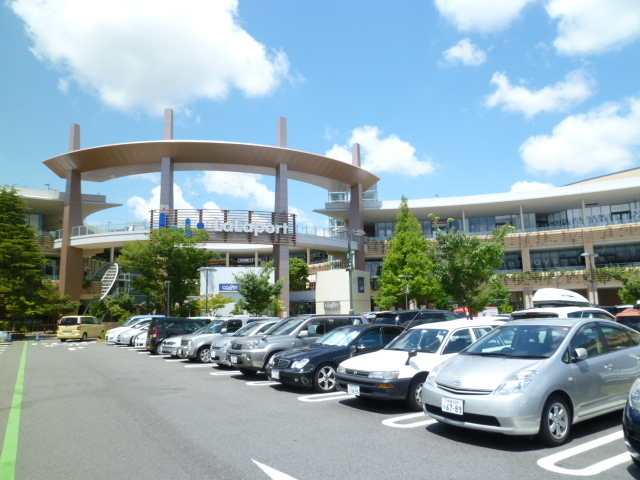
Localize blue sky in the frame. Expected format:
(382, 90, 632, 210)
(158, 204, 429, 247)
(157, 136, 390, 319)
(1, 0, 640, 229)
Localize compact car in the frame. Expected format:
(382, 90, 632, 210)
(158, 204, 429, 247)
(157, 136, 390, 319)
(211, 319, 279, 366)
(422, 318, 640, 445)
(57, 315, 104, 342)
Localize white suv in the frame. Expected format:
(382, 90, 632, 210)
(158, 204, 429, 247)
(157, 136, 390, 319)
(511, 288, 614, 321)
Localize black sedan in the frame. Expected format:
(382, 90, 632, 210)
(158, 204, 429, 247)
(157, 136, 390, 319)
(623, 377, 640, 467)
(265, 324, 403, 393)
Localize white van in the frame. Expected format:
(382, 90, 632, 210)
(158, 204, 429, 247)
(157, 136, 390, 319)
(510, 288, 614, 320)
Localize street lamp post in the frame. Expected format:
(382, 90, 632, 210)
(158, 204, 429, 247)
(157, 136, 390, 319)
(551, 276, 560, 289)
(581, 253, 600, 305)
(335, 227, 366, 314)
(165, 280, 171, 316)
(399, 274, 413, 310)
(197, 267, 216, 316)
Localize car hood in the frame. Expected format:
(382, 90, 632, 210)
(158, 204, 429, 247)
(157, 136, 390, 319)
(338, 349, 454, 374)
(212, 336, 234, 348)
(182, 332, 225, 342)
(433, 354, 545, 391)
(278, 344, 345, 360)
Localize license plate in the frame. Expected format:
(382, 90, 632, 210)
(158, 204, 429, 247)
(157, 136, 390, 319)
(442, 397, 464, 415)
(347, 384, 360, 396)
(64, 330, 71, 334)
(271, 369, 280, 380)
(230, 355, 238, 364)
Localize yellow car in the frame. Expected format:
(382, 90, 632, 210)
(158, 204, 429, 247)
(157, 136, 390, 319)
(57, 315, 104, 342)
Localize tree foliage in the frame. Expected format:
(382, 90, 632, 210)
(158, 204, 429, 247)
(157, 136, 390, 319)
(196, 292, 234, 316)
(35, 283, 81, 321)
(233, 261, 284, 316)
(618, 278, 640, 304)
(105, 291, 137, 323)
(0, 187, 48, 326)
(374, 196, 439, 310)
(116, 228, 216, 314)
(431, 218, 513, 317)
(289, 257, 309, 291)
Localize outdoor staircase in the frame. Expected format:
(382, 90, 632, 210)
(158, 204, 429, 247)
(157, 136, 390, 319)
(100, 263, 120, 300)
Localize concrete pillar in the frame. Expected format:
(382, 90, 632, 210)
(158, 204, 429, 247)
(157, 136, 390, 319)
(160, 109, 174, 211)
(273, 118, 290, 317)
(255, 251, 259, 266)
(349, 143, 365, 271)
(59, 124, 84, 301)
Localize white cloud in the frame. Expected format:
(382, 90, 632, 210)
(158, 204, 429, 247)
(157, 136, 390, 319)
(485, 70, 595, 118)
(434, 0, 536, 33)
(9, 0, 291, 113)
(126, 184, 194, 220)
(520, 97, 640, 176)
(128, 173, 161, 185)
(510, 181, 555, 192)
(198, 172, 274, 210)
(442, 38, 487, 66)
(547, 0, 640, 55)
(326, 126, 435, 177)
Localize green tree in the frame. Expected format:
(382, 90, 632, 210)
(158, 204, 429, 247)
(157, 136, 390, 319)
(618, 277, 640, 304)
(233, 261, 284, 315)
(289, 257, 309, 291)
(374, 196, 439, 310)
(104, 291, 136, 323)
(431, 218, 513, 317)
(35, 283, 81, 325)
(117, 228, 216, 314)
(0, 186, 48, 329)
(196, 292, 234, 316)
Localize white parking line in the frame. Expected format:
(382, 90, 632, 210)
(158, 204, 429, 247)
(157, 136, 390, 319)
(381, 412, 437, 429)
(298, 392, 354, 403)
(246, 380, 280, 386)
(210, 371, 240, 376)
(184, 364, 215, 368)
(164, 359, 185, 362)
(537, 430, 629, 476)
(253, 460, 298, 480)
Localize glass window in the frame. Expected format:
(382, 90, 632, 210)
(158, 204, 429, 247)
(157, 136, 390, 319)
(571, 326, 605, 358)
(442, 329, 473, 354)
(306, 321, 327, 336)
(358, 328, 384, 348)
(382, 327, 402, 343)
(600, 325, 636, 350)
(227, 320, 243, 332)
(472, 327, 494, 339)
(385, 328, 449, 353)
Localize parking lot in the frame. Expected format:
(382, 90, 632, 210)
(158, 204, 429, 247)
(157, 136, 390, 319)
(1, 338, 639, 480)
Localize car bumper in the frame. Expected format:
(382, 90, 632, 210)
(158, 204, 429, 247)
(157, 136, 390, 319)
(227, 349, 268, 371)
(266, 366, 314, 388)
(422, 383, 541, 436)
(160, 345, 180, 356)
(335, 373, 412, 401)
(623, 401, 640, 462)
(57, 332, 83, 340)
(211, 347, 229, 365)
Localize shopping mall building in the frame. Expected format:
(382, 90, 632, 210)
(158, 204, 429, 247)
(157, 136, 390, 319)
(17, 111, 640, 314)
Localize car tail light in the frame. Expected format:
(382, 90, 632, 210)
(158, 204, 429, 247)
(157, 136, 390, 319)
(77, 324, 82, 330)
(152, 327, 159, 338)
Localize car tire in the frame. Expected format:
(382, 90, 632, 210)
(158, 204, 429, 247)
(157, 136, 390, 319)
(81, 333, 87, 342)
(313, 363, 337, 393)
(153, 343, 163, 355)
(537, 394, 571, 446)
(239, 368, 255, 376)
(197, 346, 211, 363)
(406, 374, 428, 412)
(60, 338, 66, 342)
(632, 456, 640, 469)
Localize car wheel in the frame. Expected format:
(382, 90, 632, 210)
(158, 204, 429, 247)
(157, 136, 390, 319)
(537, 394, 571, 446)
(406, 374, 428, 412)
(239, 368, 255, 376)
(153, 343, 163, 355)
(60, 339, 66, 342)
(197, 346, 211, 363)
(632, 456, 640, 469)
(313, 363, 337, 393)
(81, 333, 87, 342)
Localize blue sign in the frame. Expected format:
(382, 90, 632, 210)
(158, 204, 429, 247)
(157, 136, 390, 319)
(219, 283, 240, 292)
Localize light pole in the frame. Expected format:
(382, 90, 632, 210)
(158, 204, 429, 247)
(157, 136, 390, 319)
(399, 274, 413, 310)
(197, 266, 216, 316)
(335, 227, 366, 314)
(581, 252, 600, 305)
(551, 276, 560, 289)
(165, 280, 171, 316)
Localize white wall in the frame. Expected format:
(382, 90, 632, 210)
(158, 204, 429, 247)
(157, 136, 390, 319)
(199, 266, 274, 316)
(315, 269, 370, 314)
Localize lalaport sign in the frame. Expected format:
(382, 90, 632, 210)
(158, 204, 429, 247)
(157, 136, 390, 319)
(150, 208, 296, 246)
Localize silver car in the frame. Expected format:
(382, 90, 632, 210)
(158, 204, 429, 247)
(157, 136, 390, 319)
(422, 318, 640, 446)
(210, 319, 279, 366)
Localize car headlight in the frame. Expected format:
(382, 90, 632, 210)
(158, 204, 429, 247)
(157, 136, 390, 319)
(291, 358, 309, 369)
(495, 369, 537, 395)
(629, 377, 640, 410)
(368, 371, 400, 381)
(425, 363, 444, 387)
(337, 365, 346, 374)
(243, 341, 259, 350)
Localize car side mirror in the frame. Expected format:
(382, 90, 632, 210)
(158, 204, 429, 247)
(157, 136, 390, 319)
(573, 347, 588, 361)
(298, 330, 308, 338)
(221, 328, 228, 333)
(405, 349, 417, 365)
(349, 345, 357, 358)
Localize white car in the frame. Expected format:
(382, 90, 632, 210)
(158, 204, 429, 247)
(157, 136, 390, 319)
(510, 288, 614, 321)
(335, 318, 503, 411)
(114, 320, 152, 345)
(106, 318, 151, 343)
(134, 331, 147, 348)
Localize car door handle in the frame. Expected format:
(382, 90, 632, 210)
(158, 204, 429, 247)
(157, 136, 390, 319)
(603, 363, 614, 370)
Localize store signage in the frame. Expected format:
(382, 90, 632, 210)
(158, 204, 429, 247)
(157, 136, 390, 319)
(212, 219, 290, 237)
(324, 301, 340, 309)
(219, 283, 240, 292)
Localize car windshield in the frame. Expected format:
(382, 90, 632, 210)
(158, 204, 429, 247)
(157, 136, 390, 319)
(59, 317, 78, 326)
(265, 317, 306, 335)
(464, 324, 570, 358)
(313, 328, 362, 346)
(202, 320, 226, 333)
(386, 328, 449, 353)
(192, 325, 209, 334)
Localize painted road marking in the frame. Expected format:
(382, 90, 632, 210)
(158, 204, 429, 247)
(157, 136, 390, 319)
(537, 430, 629, 476)
(210, 370, 240, 376)
(0, 342, 27, 480)
(184, 364, 215, 368)
(246, 380, 280, 386)
(382, 412, 437, 429)
(298, 392, 354, 403)
(253, 460, 298, 480)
